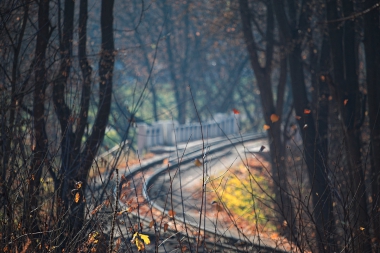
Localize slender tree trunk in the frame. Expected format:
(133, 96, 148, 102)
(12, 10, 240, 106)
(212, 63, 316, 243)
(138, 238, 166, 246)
(28, 0, 50, 243)
(54, 0, 115, 249)
(363, 0, 380, 248)
(325, 0, 372, 251)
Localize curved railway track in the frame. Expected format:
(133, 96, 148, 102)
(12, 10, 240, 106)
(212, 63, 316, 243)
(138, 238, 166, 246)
(116, 132, 289, 252)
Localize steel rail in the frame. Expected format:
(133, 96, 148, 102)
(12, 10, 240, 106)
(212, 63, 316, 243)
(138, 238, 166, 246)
(116, 132, 288, 252)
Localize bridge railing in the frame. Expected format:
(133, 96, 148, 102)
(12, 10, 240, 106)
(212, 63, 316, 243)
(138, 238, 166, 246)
(137, 113, 238, 151)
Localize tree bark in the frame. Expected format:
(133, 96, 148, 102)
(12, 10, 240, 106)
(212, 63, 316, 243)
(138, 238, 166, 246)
(363, 0, 380, 248)
(325, 0, 372, 251)
(239, 0, 297, 242)
(273, 0, 335, 251)
(29, 0, 50, 241)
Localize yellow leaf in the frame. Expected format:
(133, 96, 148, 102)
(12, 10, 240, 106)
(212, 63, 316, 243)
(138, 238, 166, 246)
(194, 159, 202, 167)
(131, 232, 150, 251)
(263, 124, 270, 130)
(74, 192, 80, 203)
(135, 238, 145, 251)
(270, 114, 279, 123)
(88, 231, 100, 244)
(139, 233, 150, 245)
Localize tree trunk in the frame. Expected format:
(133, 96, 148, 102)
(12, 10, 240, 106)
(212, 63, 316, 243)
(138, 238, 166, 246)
(272, 0, 335, 250)
(28, 0, 50, 242)
(325, 0, 372, 251)
(239, 0, 297, 241)
(363, 0, 380, 248)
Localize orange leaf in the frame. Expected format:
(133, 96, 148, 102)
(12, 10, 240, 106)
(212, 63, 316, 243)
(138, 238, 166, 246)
(91, 203, 104, 215)
(75, 181, 83, 189)
(164, 223, 169, 232)
(270, 114, 279, 123)
(304, 109, 311, 114)
(263, 124, 270, 130)
(232, 108, 240, 114)
(216, 203, 223, 212)
(163, 158, 169, 165)
(149, 220, 155, 228)
(74, 192, 80, 203)
(168, 210, 176, 218)
(344, 99, 348, 106)
(194, 159, 202, 167)
(115, 238, 121, 251)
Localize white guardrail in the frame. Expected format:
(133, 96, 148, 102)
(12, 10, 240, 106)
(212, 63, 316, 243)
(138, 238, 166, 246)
(137, 113, 239, 151)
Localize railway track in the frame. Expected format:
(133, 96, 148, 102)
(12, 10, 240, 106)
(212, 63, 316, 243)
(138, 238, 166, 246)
(115, 132, 289, 252)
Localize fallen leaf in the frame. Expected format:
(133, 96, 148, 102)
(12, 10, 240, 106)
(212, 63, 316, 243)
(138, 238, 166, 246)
(194, 159, 202, 167)
(163, 158, 169, 165)
(168, 210, 176, 218)
(270, 114, 279, 123)
(263, 124, 270, 130)
(115, 238, 121, 251)
(232, 108, 240, 114)
(216, 203, 223, 212)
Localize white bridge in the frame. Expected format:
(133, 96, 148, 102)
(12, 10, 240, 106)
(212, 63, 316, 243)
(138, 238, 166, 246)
(137, 113, 239, 151)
